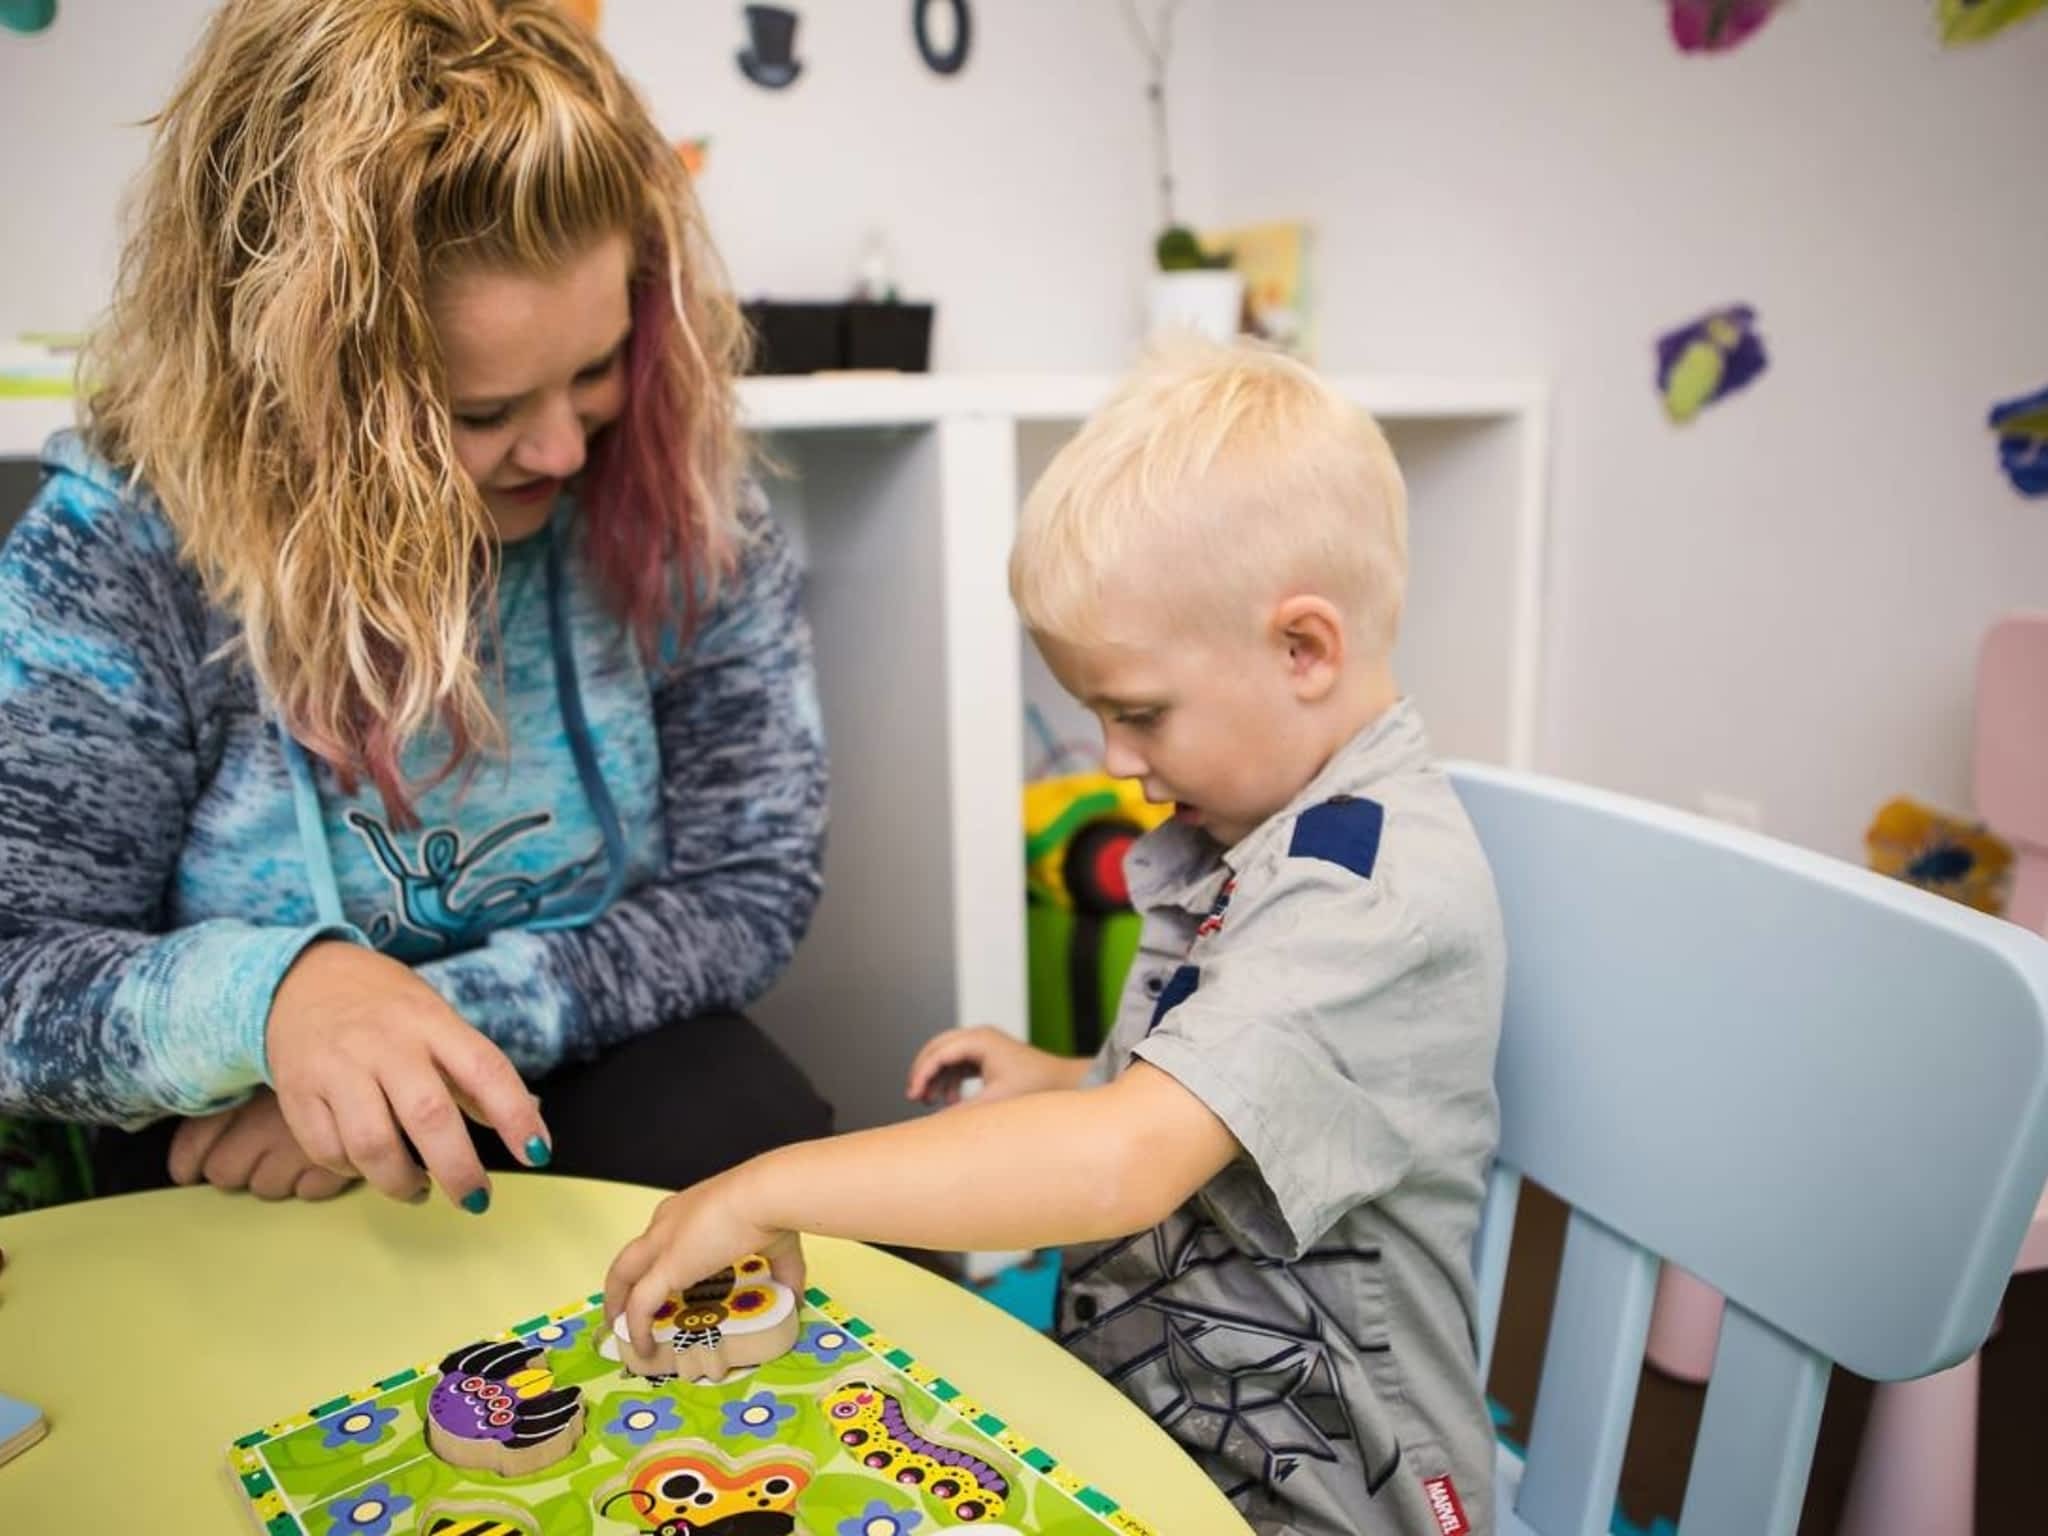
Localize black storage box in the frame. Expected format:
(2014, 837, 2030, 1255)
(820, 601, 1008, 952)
(741, 300, 935, 375)
(845, 302, 933, 372)
(741, 301, 845, 375)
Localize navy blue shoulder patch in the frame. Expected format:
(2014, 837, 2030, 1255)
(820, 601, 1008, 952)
(1288, 795, 1385, 879)
(1147, 963, 1200, 1032)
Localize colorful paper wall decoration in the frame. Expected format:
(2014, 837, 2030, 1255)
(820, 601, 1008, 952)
(1866, 798, 2013, 916)
(0, 0, 56, 37)
(1655, 304, 1768, 424)
(738, 5, 803, 89)
(1937, 0, 2047, 46)
(1990, 383, 2048, 498)
(1668, 0, 1784, 53)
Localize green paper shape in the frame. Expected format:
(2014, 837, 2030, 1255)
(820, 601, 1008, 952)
(1939, 0, 2047, 44)
(0, 0, 55, 37)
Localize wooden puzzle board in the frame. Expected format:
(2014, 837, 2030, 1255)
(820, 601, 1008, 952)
(228, 1284, 1155, 1536)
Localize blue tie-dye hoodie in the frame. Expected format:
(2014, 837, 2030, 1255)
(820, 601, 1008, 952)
(0, 431, 827, 1127)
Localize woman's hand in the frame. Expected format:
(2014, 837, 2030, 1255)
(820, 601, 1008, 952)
(603, 1170, 805, 1362)
(904, 1026, 1089, 1108)
(265, 940, 550, 1210)
(167, 1087, 357, 1201)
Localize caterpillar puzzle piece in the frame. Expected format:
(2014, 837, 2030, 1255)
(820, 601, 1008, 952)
(824, 1379, 1011, 1522)
(425, 1339, 586, 1477)
(601, 1254, 800, 1382)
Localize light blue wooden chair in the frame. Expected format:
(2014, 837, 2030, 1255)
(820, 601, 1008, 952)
(1452, 763, 2048, 1536)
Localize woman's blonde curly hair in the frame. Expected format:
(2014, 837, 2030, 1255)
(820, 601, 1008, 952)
(84, 0, 746, 820)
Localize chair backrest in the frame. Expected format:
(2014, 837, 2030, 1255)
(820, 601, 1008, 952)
(1452, 762, 2048, 1536)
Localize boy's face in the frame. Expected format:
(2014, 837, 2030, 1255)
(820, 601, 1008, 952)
(1036, 610, 1325, 850)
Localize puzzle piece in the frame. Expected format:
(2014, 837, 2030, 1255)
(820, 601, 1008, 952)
(601, 1254, 799, 1382)
(426, 1339, 586, 1477)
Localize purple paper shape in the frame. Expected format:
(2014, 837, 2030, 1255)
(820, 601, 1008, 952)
(1656, 304, 1768, 422)
(1669, 0, 1782, 53)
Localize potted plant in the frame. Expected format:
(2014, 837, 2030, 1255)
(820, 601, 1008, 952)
(1128, 2, 1243, 341)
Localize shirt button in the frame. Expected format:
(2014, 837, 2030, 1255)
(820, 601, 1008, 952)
(1071, 1294, 1099, 1322)
(1142, 972, 1165, 998)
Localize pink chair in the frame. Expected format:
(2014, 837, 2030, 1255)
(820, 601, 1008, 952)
(1977, 615, 2048, 935)
(1644, 612, 2048, 1536)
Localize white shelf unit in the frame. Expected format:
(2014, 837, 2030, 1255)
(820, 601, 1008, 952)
(0, 374, 1550, 1135)
(739, 374, 1549, 1134)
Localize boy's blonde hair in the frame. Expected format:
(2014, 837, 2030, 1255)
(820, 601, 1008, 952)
(84, 0, 745, 821)
(1011, 338, 1408, 658)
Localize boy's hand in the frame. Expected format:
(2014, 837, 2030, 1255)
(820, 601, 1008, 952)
(168, 1088, 357, 1201)
(905, 1026, 1087, 1108)
(603, 1170, 805, 1361)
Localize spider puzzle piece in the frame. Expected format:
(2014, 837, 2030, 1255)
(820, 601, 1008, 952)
(602, 1254, 799, 1382)
(425, 1339, 586, 1477)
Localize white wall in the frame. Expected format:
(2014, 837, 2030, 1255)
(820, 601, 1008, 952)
(606, 0, 1175, 371)
(9, 2, 2043, 862)
(0, 0, 1175, 372)
(0, 0, 219, 338)
(1184, 0, 2048, 859)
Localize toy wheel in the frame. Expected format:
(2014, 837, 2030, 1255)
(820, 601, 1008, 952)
(1063, 818, 1141, 915)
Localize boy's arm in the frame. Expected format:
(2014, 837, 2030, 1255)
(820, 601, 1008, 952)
(606, 1062, 1237, 1353)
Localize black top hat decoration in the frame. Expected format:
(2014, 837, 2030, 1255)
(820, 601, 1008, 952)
(737, 5, 802, 90)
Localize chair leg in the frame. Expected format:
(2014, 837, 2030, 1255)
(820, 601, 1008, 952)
(1645, 1262, 1722, 1383)
(1837, 1351, 1979, 1536)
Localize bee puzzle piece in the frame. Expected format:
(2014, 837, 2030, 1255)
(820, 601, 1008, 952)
(422, 1504, 539, 1536)
(601, 1254, 799, 1382)
(426, 1339, 586, 1476)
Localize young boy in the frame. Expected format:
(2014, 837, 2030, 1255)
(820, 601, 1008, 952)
(605, 339, 1505, 1536)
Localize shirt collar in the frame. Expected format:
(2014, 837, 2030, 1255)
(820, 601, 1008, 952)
(1124, 698, 1431, 912)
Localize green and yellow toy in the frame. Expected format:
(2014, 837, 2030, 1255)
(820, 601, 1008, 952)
(1023, 774, 1172, 1059)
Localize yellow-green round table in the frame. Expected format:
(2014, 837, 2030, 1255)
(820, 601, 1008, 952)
(0, 1175, 1246, 1532)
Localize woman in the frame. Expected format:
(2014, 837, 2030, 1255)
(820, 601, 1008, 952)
(0, 0, 831, 1213)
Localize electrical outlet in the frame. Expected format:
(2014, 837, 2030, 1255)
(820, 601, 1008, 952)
(1701, 790, 1763, 831)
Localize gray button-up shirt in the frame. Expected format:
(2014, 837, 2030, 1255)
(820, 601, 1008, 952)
(1059, 700, 1505, 1536)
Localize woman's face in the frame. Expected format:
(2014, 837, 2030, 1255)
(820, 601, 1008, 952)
(431, 232, 633, 541)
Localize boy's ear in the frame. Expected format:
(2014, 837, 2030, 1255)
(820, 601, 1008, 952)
(1271, 595, 1345, 701)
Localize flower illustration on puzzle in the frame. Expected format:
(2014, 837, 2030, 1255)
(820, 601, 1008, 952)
(604, 1395, 684, 1446)
(838, 1499, 923, 1536)
(794, 1320, 863, 1365)
(322, 1481, 412, 1536)
(721, 1388, 797, 1440)
(522, 1315, 586, 1352)
(318, 1402, 398, 1451)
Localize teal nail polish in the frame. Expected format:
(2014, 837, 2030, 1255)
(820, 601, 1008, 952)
(526, 1136, 552, 1168)
(462, 1187, 491, 1216)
